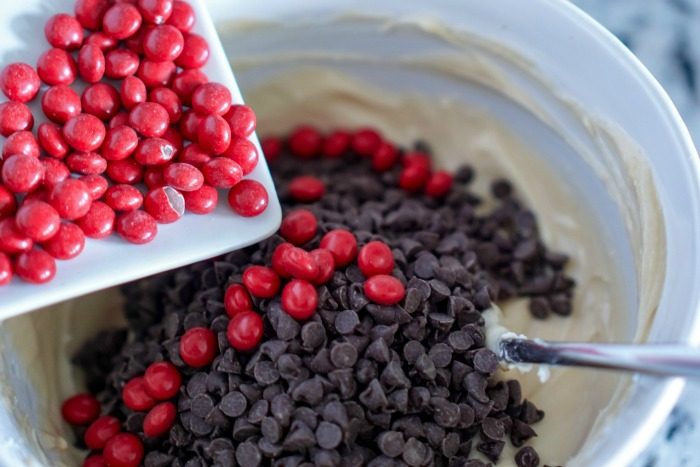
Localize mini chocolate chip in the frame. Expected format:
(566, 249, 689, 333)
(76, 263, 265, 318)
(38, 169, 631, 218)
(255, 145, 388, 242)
(293, 406, 318, 430)
(365, 338, 391, 363)
(335, 310, 360, 334)
(125, 412, 145, 432)
(431, 398, 461, 428)
(520, 400, 544, 424)
(473, 348, 499, 375)
(191, 394, 214, 418)
(187, 373, 207, 397)
(330, 342, 358, 368)
(254, 360, 281, 385)
(261, 416, 283, 443)
(144, 451, 175, 467)
(428, 343, 453, 368)
(301, 321, 326, 348)
(529, 297, 551, 319)
(278, 353, 304, 380)
(477, 439, 505, 463)
(442, 432, 460, 458)
(247, 399, 269, 424)
(271, 393, 294, 427)
(414, 254, 439, 279)
(291, 377, 324, 406)
(219, 391, 247, 418)
(316, 421, 343, 449)
(392, 416, 424, 439)
(356, 358, 378, 384)
(403, 340, 425, 364)
(314, 449, 341, 467)
(424, 422, 446, 448)
(511, 419, 538, 447)
(283, 420, 316, 450)
(380, 359, 411, 389)
(481, 417, 505, 440)
(402, 437, 429, 467)
(377, 430, 405, 458)
(233, 417, 259, 440)
(260, 340, 289, 360)
(235, 440, 261, 467)
(415, 353, 437, 380)
(328, 368, 357, 399)
(359, 379, 388, 411)
(515, 446, 540, 467)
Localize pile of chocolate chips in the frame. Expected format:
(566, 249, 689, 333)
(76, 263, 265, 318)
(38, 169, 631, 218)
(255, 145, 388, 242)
(72, 136, 574, 467)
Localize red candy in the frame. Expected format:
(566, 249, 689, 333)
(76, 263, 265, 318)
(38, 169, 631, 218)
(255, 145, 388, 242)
(224, 283, 253, 317)
(0, 186, 17, 218)
(288, 175, 324, 202)
(149, 87, 182, 123)
(198, 114, 231, 155)
(76, 201, 115, 239)
(144, 361, 181, 400)
(0, 253, 11, 286)
(228, 179, 268, 217)
(288, 126, 321, 159)
(63, 114, 106, 152)
(176, 33, 209, 69)
(167, 1, 195, 32)
(102, 3, 143, 40)
(105, 184, 144, 211)
(280, 246, 319, 281)
(178, 109, 202, 141)
(179, 327, 217, 368)
(320, 229, 357, 267)
(144, 166, 165, 188)
(42, 85, 82, 124)
(81, 83, 121, 120)
(45, 14, 83, 50)
(107, 159, 143, 184)
(261, 136, 282, 162)
(352, 128, 382, 156)
(144, 186, 184, 223)
(103, 433, 144, 467)
(281, 279, 318, 321)
(143, 25, 184, 62)
(0, 63, 41, 103)
(192, 83, 231, 116)
(134, 137, 176, 165)
(122, 376, 156, 411)
(75, 0, 111, 30)
(84, 416, 121, 450)
(42, 222, 86, 260)
(371, 142, 399, 172)
(2, 154, 44, 193)
(222, 138, 258, 175)
(202, 158, 241, 188)
(137, 59, 176, 88)
(83, 455, 107, 467)
(120, 76, 147, 109)
(38, 123, 70, 158)
(182, 185, 217, 214)
(227, 310, 264, 351)
(163, 162, 203, 191)
(271, 242, 292, 278)
(102, 125, 139, 161)
(139, 0, 174, 25)
(242, 265, 280, 298)
(322, 130, 350, 158)
(358, 241, 395, 277)
(78, 44, 106, 83)
(37, 48, 77, 85)
(61, 393, 100, 426)
(0, 101, 34, 136)
(310, 248, 335, 285)
(424, 170, 453, 198)
(129, 102, 170, 137)
(43, 159, 69, 189)
(162, 126, 183, 150)
(85, 32, 118, 51)
(280, 209, 317, 245)
(105, 49, 140, 78)
(3, 130, 40, 159)
(170, 68, 207, 105)
(16, 249, 56, 284)
(364, 274, 406, 305)
(0, 218, 33, 254)
(224, 104, 256, 138)
(16, 201, 61, 241)
(398, 163, 430, 192)
(143, 402, 176, 438)
(81, 174, 109, 200)
(48, 178, 92, 220)
(179, 143, 210, 167)
(116, 209, 157, 244)
(66, 151, 107, 175)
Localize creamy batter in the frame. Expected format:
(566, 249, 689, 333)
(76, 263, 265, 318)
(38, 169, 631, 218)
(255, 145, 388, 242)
(0, 14, 666, 467)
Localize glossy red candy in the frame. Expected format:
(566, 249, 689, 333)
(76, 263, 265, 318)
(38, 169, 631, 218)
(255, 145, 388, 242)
(175, 33, 209, 68)
(84, 416, 121, 450)
(288, 175, 324, 202)
(83, 455, 107, 467)
(16, 201, 60, 241)
(137, 59, 176, 88)
(139, 0, 174, 25)
(120, 76, 147, 109)
(37, 48, 77, 85)
(106, 159, 143, 184)
(222, 138, 258, 175)
(2, 130, 39, 159)
(144, 186, 184, 223)
(66, 152, 108, 175)
(197, 114, 231, 155)
(143, 25, 184, 61)
(45, 14, 83, 50)
(80, 174, 109, 200)
(322, 130, 350, 158)
(179, 327, 217, 368)
(101, 125, 139, 161)
(170, 68, 207, 105)
(122, 376, 156, 411)
(102, 3, 143, 39)
(223, 105, 256, 139)
(371, 142, 399, 172)
(163, 162, 203, 192)
(42, 159, 70, 191)
(105, 184, 143, 212)
(38, 123, 69, 159)
(279, 246, 319, 281)
(63, 114, 106, 152)
(227, 310, 264, 351)
(271, 242, 292, 279)
(320, 229, 357, 267)
(16, 249, 56, 284)
(167, 1, 194, 32)
(128, 102, 170, 137)
(143, 166, 165, 189)
(134, 137, 176, 165)
(78, 44, 106, 83)
(76, 201, 115, 239)
(81, 83, 121, 120)
(85, 31, 118, 51)
(143, 402, 176, 438)
(424, 170, 453, 198)
(242, 265, 280, 298)
(0, 63, 41, 103)
(0, 101, 34, 136)
(75, 0, 111, 30)
(61, 393, 100, 425)
(192, 83, 231, 116)
(358, 241, 395, 277)
(105, 49, 140, 79)
(182, 185, 217, 214)
(103, 433, 144, 467)
(116, 209, 157, 244)
(202, 157, 241, 188)
(280, 209, 317, 246)
(0, 218, 33, 254)
(1, 154, 44, 193)
(149, 87, 182, 123)
(42, 222, 86, 260)
(227, 179, 268, 217)
(288, 126, 321, 159)
(281, 279, 318, 321)
(48, 178, 92, 220)
(178, 143, 210, 167)
(42, 85, 81, 124)
(224, 283, 253, 317)
(310, 248, 335, 285)
(0, 186, 17, 218)
(144, 361, 181, 400)
(351, 127, 382, 156)
(364, 274, 406, 306)
(261, 136, 282, 163)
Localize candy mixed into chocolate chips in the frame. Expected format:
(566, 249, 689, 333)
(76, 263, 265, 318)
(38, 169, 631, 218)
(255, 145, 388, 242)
(66, 126, 575, 467)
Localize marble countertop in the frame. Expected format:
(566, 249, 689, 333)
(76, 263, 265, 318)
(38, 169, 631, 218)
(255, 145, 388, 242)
(572, 1, 700, 466)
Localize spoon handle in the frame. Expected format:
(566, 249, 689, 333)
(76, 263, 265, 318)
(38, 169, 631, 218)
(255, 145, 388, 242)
(500, 338, 700, 378)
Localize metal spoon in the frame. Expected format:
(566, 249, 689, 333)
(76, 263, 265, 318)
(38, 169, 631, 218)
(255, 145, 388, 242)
(500, 338, 700, 378)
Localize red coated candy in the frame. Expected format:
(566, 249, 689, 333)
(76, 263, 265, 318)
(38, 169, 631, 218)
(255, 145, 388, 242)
(134, 137, 176, 165)
(202, 157, 241, 188)
(120, 76, 147, 110)
(0, 253, 11, 286)
(242, 265, 280, 298)
(402, 152, 431, 170)
(43, 159, 71, 190)
(398, 164, 430, 192)
(102, 125, 139, 161)
(288, 126, 321, 159)
(128, 102, 170, 137)
(105, 184, 143, 211)
(175, 33, 209, 69)
(75, 0, 111, 30)
(81, 174, 109, 200)
(261, 136, 282, 162)
(37, 49, 77, 86)
(178, 143, 210, 167)
(42, 222, 85, 260)
(143, 166, 165, 189)
(81, 83, 121, 120)
(144, 186, 184, 223)
(224, 283, 253, 317)
(288, 175, 324, 203)
(182, 185, 217, 214)
(38, 123, 70, 159)
(222, 138, 258, 175)
(351, 128, 382, 156)
(2, 130, 39, 159)
(424, 170, 453, 198)
(16, 249, 56, 284)
(171, 68, 207, 105)
(198, 114, 231, 155)
(280, 209, 317, 245)
(179, 327, 217, 368)
(271, 242, 292, 278)
(48, 178, 92, 220)
(139, 0, 174, 24)
(103, 433, 144, 467)
(281, 279, 318, 321)
(371, 142, 399, 172)
(144, 361, 181, 400)
(78, 44, 106, 83)
(1, 154, 43, 193)
(61, 393, 100, 425)
(122, 376, 156, 411)
(162, 126, 183, 150)
(0, 218, 33, 254)
(105, 49, 140, 79)
(0, 63, 40, 103)
(116, 209, 157, 244)
(364, 274, 406, 306)
(0, 185, 17, 218)
(106, 159, 143, 184)
(143, 402, 176, 438)
(66, 152, 107, 175)
(228, 179, 268, 217)
(224, 105, 256, 138)
(45, 14, 83, 50)
(227, 310, 264, 351)
(84, 416, 121, 450)
(358, 241, 394, 277)
(42, 85, 81, 124)
(76, 201, 115, 239)
(149, 87, 182, 123)
(102, 3, 143, 39)
(320, 229, 357, 267)
(178, 109, 202, 141)
(322, 130, 350, 158)
(0, 101, 34, 136)
(279, 246, 319, 281)
(167, 1, 194, 32)
(63, 114, 106, 152)
(192, 83, 231, 116)
(85, 32, 118, 51)
(310, 248, 335, 285)
(162, 162, 202, 192)
(83, 455, 106, 467)
(136, 59, 176, 88)
(143, 25, 184, 62)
